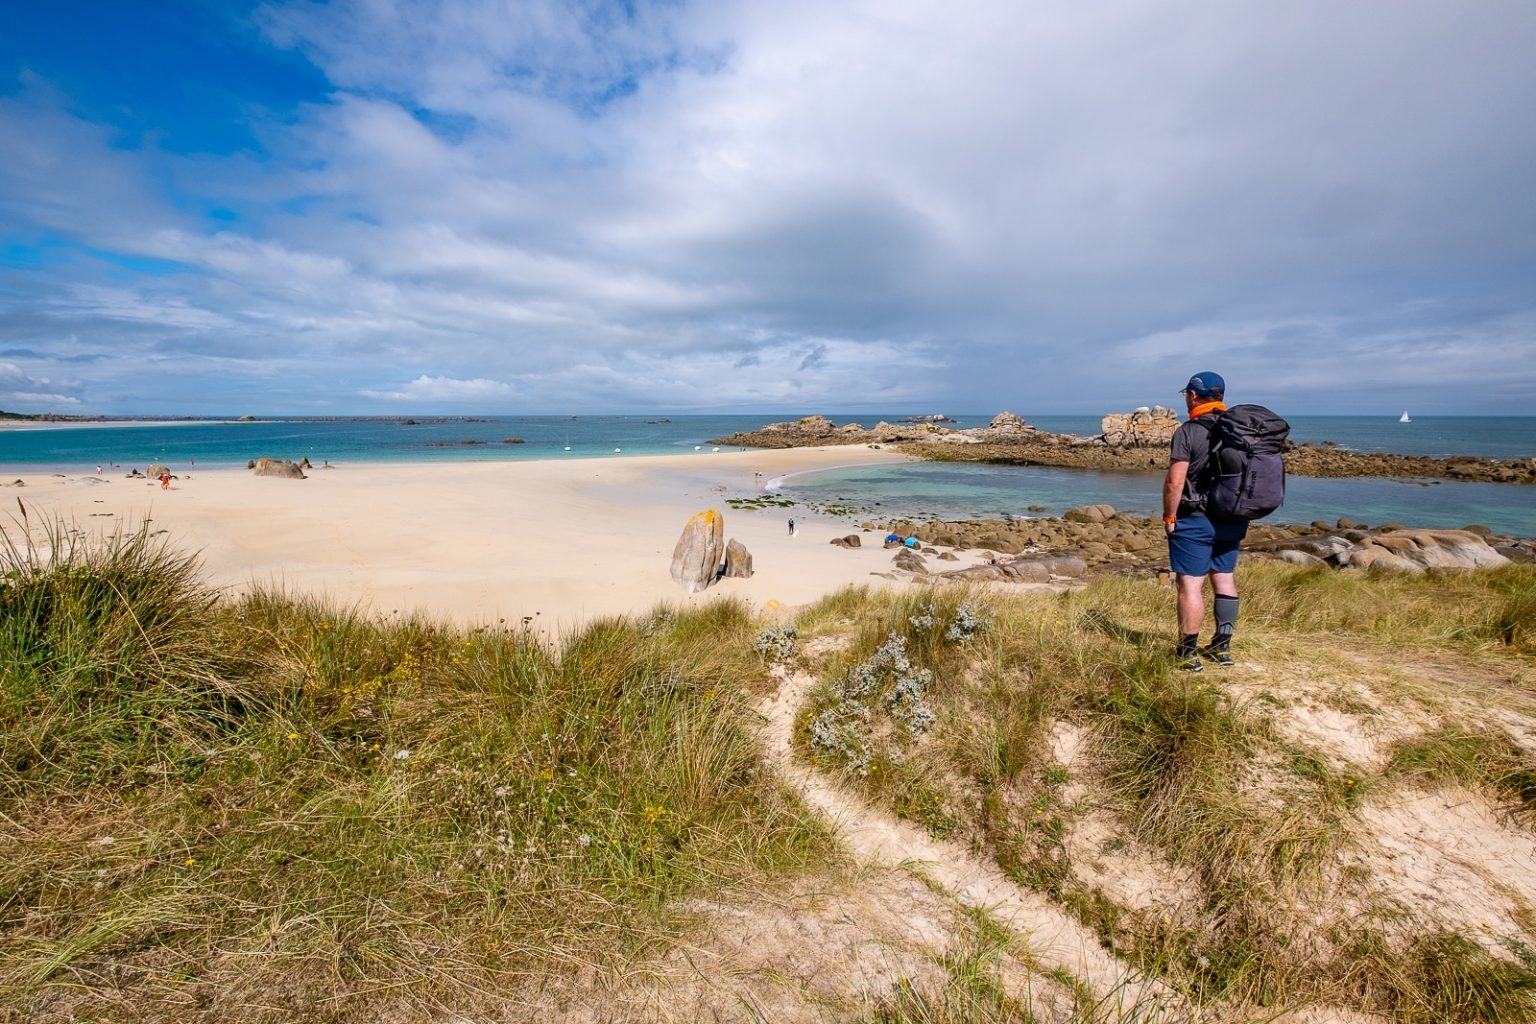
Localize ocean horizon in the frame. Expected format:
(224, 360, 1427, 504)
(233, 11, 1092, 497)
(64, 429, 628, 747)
(5, 413, 1535, 468)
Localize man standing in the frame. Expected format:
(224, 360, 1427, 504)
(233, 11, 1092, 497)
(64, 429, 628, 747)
(1162, 371, 1245, 672)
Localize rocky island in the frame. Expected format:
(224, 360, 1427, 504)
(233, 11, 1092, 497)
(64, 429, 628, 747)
(711, 412, 1536, 484)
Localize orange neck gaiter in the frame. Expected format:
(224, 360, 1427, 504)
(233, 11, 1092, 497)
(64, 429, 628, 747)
(1189, 400, 1227, 419)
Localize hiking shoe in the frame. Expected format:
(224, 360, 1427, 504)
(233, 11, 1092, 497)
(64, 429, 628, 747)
(1201, 645, 1234, 667)
(1176, 653, 1204, 673)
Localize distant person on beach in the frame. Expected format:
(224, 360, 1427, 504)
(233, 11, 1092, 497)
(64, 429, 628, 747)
(159, 473, 170, 490)
(787, 517, 796, 536)
(1163, 371, 1243, 672)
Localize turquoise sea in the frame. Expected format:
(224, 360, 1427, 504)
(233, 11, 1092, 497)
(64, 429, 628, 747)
(4, 414, 1534, 536)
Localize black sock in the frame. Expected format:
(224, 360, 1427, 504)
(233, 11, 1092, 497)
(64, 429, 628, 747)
(1213, 595, 1238, 648)
(1177, 633, 1199, 658)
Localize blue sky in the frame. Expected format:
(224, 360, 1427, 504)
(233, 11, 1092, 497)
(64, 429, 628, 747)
(2, 0, 1535, 416)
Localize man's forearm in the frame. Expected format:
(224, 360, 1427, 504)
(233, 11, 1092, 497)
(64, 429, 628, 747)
(1163, 463, 1187, 520)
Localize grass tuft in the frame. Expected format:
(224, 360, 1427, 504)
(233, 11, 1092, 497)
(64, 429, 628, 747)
(1385, 726, 1536, 816)
(0, 520, 266, 787)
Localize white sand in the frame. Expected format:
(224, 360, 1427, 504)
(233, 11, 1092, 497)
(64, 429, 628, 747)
(1, 447, 922, 633)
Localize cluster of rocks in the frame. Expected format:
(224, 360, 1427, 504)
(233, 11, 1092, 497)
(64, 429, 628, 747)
(711, 413, 1536, 485)
(669, 509, 753, 593)
(1247, 525, 1526, 571)
(710, 415, 939, 449)
(879, 506, 1170, 573)
(850, 505, 1530, 580)
(896, 549, 1090, 584)
(1099, 406, 1180, 447)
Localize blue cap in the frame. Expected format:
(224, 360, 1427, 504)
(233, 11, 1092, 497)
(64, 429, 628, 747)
(1181, 371, 1225, 398)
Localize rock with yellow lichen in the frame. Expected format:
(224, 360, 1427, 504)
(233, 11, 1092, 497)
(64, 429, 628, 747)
(670, 508, 726, 592)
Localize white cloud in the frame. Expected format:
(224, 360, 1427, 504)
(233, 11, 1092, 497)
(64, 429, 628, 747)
(0, 361, 82, 408)
(358, 375, 516, 402)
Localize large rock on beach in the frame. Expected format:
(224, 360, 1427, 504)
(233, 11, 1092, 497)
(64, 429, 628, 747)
(251, 458, 306, 479)
(1065, 504, 1117, 524)
(670, 509, 726, 593)
(722, 538, 753, 579)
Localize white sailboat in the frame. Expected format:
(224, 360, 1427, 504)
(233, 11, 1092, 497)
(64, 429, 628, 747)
(1399, 411, 1411, 423)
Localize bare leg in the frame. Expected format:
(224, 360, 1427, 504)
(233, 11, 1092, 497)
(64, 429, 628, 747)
(1175, 574, 1206, 635)
(1210, 570, 1236, 598)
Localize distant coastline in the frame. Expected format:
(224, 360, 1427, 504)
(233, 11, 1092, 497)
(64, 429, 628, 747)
(0, 410, 500, 428)
(712, 413, 1536, 485)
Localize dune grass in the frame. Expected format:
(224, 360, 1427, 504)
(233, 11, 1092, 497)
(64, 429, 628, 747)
(793, 562, 1536, 1019)
(0, 524, 831, 1021)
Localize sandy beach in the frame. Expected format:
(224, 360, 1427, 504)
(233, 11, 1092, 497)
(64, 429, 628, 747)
(1, 446, 923, 632)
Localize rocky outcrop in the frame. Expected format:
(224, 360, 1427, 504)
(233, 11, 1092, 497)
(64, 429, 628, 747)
(1277, 445, 1536, 483)
(1100, 406, 1179, 447)
(873, 509, 1532, 578)
(1247, 528, 1510, 572)
(897, 508, 1162, 567)
(722, 538, 753, 579)
(830, 534, 862, 548)
(712, 415, 1535, 484)
(710, 416, 857, 449)
(670, 509, 726, 593)
(930, 554, 1088, 583)
(251, 458, 306, 479)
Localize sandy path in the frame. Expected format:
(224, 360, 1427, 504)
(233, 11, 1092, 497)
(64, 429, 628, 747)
(754, 659, 1180, 1018)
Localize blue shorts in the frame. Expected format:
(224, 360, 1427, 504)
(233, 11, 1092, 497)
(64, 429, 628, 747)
(1167, 515, 1248, 576)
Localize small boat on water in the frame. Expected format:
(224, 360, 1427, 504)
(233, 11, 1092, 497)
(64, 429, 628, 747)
(1399, 411, 1411, 423)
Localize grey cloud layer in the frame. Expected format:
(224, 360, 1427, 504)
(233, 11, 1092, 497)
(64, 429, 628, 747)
(2, 0, 1534, 413)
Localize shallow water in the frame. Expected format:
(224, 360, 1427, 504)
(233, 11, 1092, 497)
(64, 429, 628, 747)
(781, 461, 1536, 537)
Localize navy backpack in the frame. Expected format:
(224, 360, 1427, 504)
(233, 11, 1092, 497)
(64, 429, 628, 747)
(1198, 405, 1290, 521)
